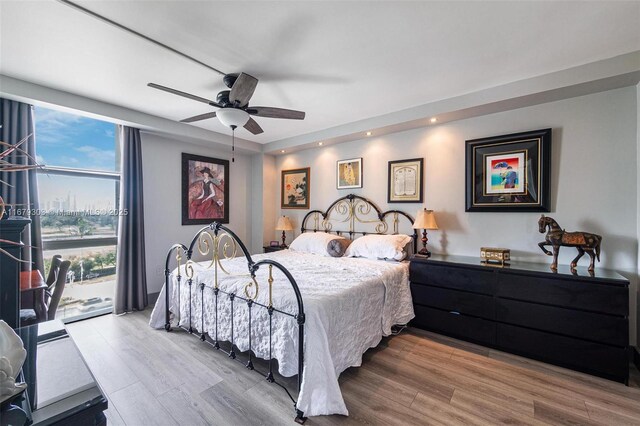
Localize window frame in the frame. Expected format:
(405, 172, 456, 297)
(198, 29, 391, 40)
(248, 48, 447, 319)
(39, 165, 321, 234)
(37, 166, 121, 251)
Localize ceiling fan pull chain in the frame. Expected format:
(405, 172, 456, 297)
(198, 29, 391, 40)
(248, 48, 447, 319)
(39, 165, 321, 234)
(231, 125, 236, 163)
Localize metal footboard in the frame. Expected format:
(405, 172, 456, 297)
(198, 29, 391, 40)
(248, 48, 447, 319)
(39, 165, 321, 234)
(163, 222, 307, 424)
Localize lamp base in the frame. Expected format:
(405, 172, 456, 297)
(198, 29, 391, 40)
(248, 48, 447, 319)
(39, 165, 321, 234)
(417, 229, 431, 258)
(280, 230, 287, 248)
(417, 248, 431, 258)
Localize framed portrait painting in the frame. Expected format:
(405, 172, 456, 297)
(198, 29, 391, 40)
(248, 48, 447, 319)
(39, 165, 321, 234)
(281, 168, 310, 209)
(336, 158, 363, 190)
(182, 153, 229, 225)
(465, 128, 551, 212)
(388, 158, 423, 203)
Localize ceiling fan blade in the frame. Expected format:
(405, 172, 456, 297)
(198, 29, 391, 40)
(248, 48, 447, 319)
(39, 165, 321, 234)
(247, 106, 305, 120)
(148, 83, 220, 106)
(243, 117, 264, 135)
(229, 73, 258, 107)
(180, 111, 217, 123)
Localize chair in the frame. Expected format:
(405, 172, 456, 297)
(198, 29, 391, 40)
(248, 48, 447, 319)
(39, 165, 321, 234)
(45, 254, 62, 287)
(46, 259, 70, 320)
(20, 258, 70, 325)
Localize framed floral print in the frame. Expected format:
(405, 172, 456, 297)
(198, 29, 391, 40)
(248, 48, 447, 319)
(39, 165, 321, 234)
(281, 167, 310, 209)
(336, 158, 363, 190)
(182, 153, 229, 225)
(465, 128, 551, 212)
(388, 158, 423, 203)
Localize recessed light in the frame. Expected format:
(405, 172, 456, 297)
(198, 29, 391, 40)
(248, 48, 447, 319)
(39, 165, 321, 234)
(366, 131, 372, 136)
(430, 117, 437, 123)
(281, 150, 286, 153)
(318, 142, 323, 146)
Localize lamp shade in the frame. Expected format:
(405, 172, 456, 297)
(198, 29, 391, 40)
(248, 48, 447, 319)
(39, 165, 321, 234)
(276, 216, 294, 231)
(413, 209, 438, 230)
(216, 108, 250, 128)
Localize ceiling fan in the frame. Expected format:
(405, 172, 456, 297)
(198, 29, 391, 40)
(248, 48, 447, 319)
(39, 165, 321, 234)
(147, 73, 306, 136)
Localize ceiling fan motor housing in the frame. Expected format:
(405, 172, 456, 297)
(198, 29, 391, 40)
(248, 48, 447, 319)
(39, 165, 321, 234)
(223, 73, 238, 88)
(217, 90, 231, 107)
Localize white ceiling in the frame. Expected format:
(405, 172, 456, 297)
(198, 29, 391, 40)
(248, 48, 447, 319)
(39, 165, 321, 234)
(1, 1, 639, 144)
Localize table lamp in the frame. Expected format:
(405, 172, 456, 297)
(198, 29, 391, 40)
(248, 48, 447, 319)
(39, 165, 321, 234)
(412, 208, 438, 257)
(276, 216, 294, 248)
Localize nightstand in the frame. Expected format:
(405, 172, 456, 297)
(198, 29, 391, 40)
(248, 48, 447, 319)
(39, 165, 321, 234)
(263, 245, 286, 253)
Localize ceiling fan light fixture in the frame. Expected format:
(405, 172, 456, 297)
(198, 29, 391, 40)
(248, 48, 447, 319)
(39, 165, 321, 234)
(217, 108, 250, 128)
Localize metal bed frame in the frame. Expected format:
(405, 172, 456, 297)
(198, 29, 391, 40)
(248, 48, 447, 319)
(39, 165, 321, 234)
(163, 194, 416, 423)
(301, 194, 418, 253)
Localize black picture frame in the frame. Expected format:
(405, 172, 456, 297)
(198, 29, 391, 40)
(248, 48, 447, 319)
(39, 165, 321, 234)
(182, 153, 230, 225)
(387, 158, 424, 203)
(465, 128, 551, 212)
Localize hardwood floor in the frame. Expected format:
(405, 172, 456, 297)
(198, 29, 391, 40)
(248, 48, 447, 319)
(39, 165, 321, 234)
(66, 310, 640, 425)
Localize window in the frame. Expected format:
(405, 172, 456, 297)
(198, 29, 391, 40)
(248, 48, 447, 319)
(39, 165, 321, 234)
(35, 106, 120, 321)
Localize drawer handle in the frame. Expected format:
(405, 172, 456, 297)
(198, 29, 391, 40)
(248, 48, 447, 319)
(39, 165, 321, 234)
(449, 311, 461, 315)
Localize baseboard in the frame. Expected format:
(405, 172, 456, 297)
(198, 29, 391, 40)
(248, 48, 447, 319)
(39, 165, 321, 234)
(148, 291, 160, 305)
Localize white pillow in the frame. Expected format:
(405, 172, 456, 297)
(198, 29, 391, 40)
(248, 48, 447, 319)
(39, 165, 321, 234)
(289, 232, 346, 256)
(344, 234, 412, 261)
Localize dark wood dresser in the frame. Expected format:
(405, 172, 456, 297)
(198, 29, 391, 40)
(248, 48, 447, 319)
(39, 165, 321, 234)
(263, 245, 286, 253)
(409, 254, 630, 384)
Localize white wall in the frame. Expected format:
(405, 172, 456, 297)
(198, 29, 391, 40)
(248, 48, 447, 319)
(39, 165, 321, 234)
(637, 82, 640, 349)
(249, 154, 277, 254)
(141, 132, 252, 294)
(274, 87, 639, 344)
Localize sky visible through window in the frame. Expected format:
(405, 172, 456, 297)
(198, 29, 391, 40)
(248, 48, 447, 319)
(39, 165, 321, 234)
(35, 106, 118, 212)
(35, 106, 116, 170)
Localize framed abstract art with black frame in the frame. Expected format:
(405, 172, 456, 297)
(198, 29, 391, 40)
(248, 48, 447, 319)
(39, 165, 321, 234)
(182, 153, 230, 225)
(465, 128, 551, 212)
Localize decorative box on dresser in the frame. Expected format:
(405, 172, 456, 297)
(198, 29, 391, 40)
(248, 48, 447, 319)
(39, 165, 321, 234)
(409, 254, 630, 384)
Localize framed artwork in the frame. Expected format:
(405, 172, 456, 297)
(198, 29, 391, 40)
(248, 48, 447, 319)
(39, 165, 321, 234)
(281, 167, 310, 209)
(465, 128, 551, 212)
(336, 158, 363, 190)
(388, 158, 424, 203)
(182, 153, 229, 225)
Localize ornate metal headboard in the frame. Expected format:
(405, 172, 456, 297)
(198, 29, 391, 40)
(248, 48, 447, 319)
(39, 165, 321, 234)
(301, 194, 418, 254)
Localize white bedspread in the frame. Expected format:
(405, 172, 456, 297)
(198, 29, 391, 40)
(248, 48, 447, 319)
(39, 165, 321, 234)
(149, 250, 414, 416)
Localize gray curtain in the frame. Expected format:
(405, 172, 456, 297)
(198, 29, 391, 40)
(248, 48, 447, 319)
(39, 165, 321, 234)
(115, 126, 148, 313)
(0, 98, 44, 273)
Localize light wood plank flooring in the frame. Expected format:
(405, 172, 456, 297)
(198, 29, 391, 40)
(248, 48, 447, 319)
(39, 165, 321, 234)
(66, 310, 640, 425)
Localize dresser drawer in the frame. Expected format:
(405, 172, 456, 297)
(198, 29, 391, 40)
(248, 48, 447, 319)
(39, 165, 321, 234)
(413, 305, 496, 346)
(496, 273, 628, 316)
(410, 262, 495, 295)
(411, 284, 494, 319)
(496, 324, 628, 383)
(496, 299, 628, 347)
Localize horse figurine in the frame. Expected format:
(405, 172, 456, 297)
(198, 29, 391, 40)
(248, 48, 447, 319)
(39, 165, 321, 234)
(538, 215, 602, 273)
